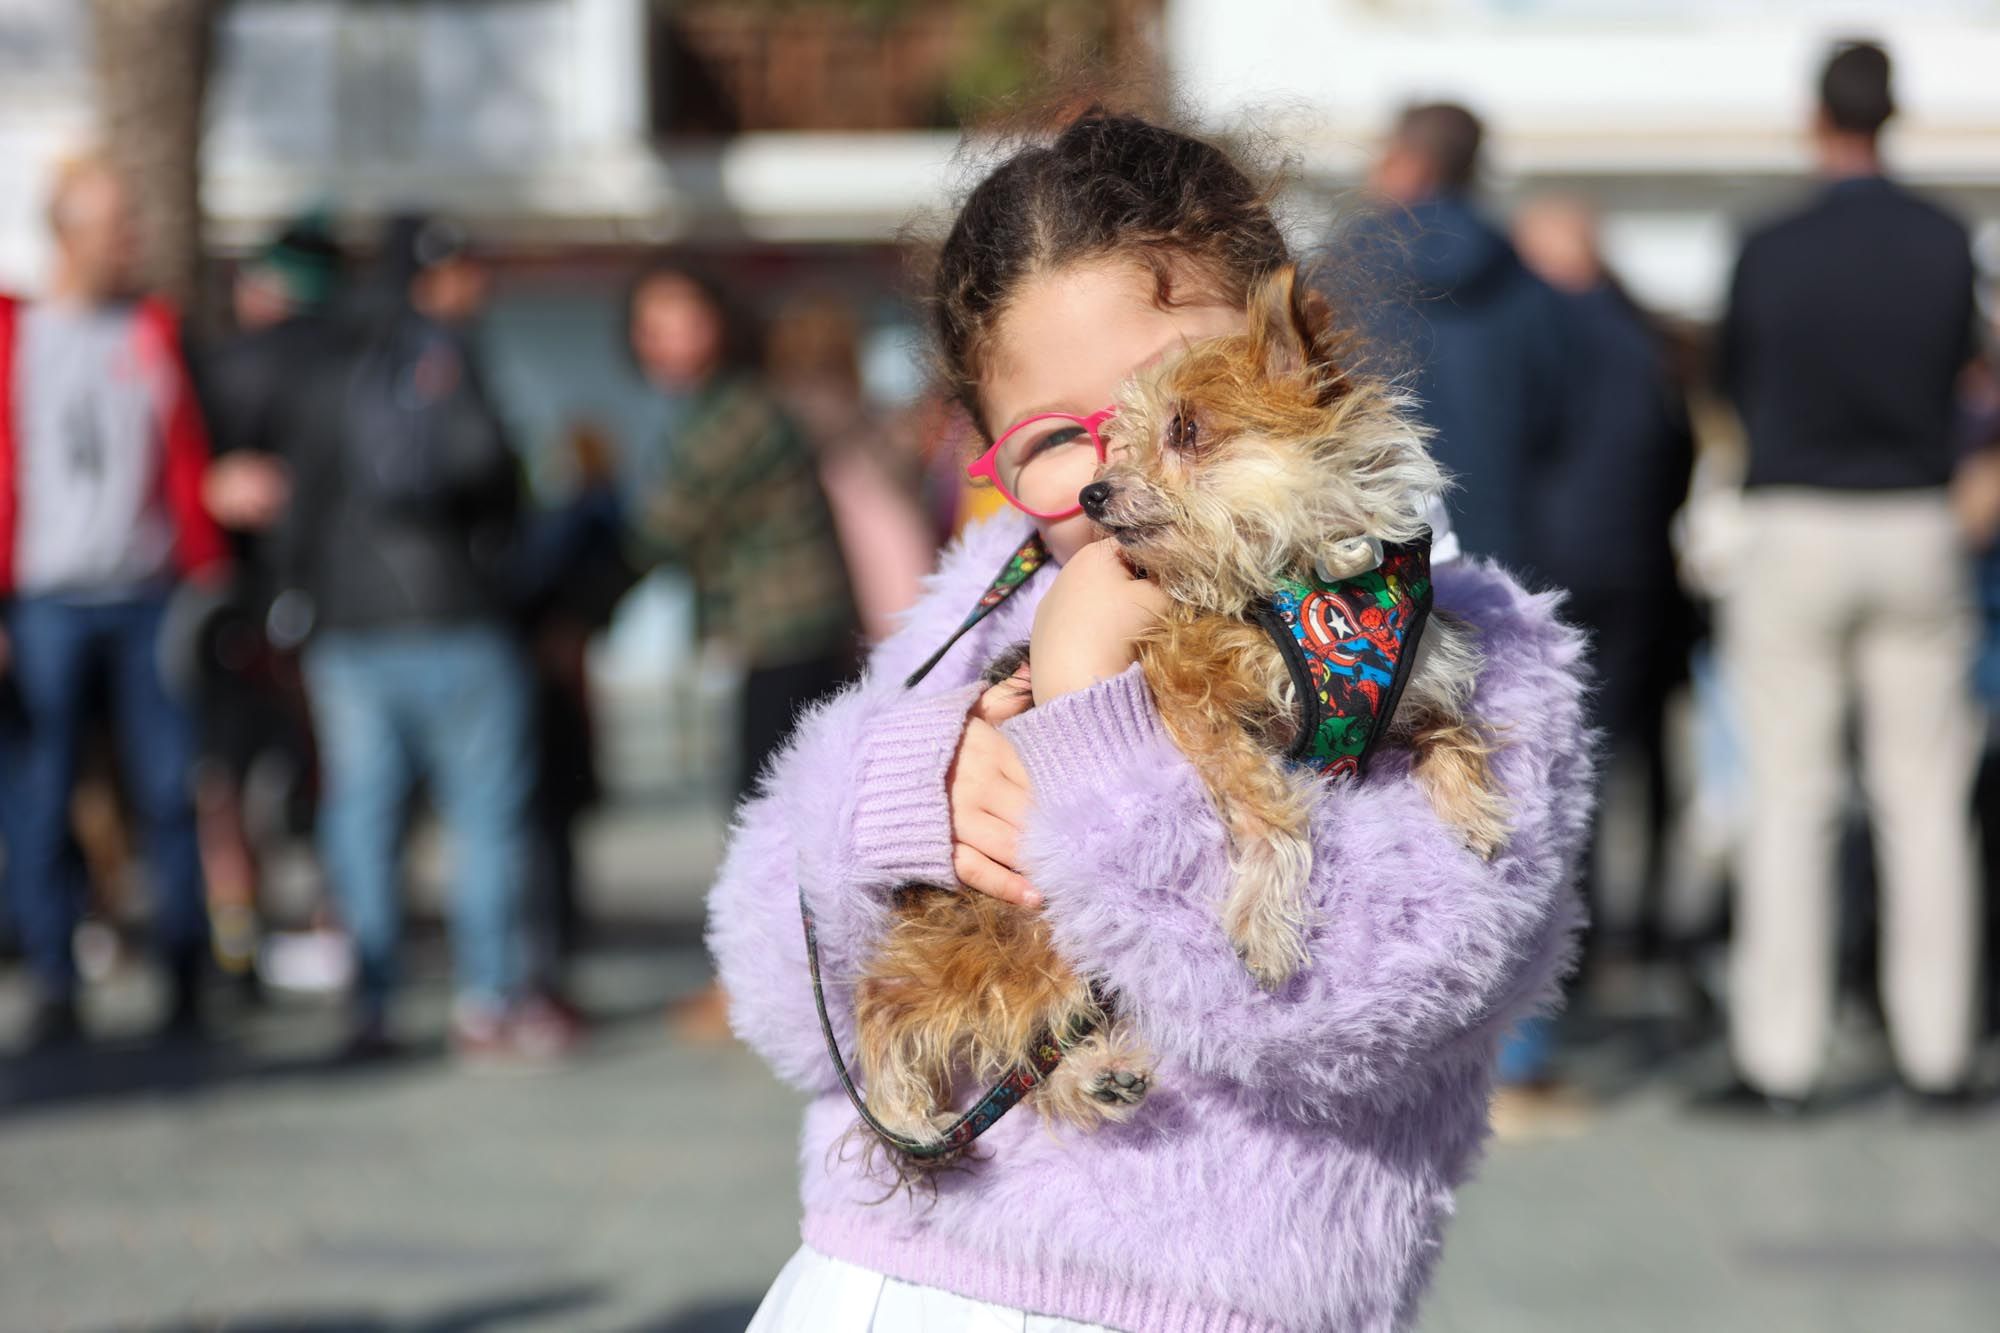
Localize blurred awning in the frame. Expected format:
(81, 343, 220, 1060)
(202, 132, 970, 251)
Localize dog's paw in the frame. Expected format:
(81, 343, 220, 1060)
(1410, 724, 1512, 861)
(1231, 935, 1301, 990)
(1231, 925, 1310, 989)
(1088, 1064, 1151, 1106)
(1222, 836, 1312, 989)
(1034, 1030, 1154, 1130)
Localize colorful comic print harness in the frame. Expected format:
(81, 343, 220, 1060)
(1250, 532, 1434, 780)
(802, 527, 1432, 1162)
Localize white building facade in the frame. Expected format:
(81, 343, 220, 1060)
(3, 0, 1996, 315)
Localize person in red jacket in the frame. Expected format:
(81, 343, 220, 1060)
(0, 153, 226, 1048)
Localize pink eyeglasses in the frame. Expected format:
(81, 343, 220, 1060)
(966, 406, 1119, 520)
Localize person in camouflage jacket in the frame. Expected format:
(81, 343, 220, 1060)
(626, 265, 859, 802)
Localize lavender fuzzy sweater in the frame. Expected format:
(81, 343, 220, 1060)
(708, 513, 1592, 1333)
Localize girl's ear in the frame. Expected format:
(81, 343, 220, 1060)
(1249, 264, 1342, 402)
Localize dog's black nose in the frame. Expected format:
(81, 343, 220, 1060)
(1079, 480, 1113, 518)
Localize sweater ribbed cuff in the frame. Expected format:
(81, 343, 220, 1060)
(1000, 663, 1171, 799)
(847, 682, 983, 886)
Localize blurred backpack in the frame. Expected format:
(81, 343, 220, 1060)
(341, 314, 508, 512)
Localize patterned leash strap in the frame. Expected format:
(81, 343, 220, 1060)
(801, 890, 1100, 1161)
(901, 533, 1049, 689)
(802, 530, 1077, 1161)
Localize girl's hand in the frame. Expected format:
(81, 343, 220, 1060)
(946, 663, 1041, 908)
(1029, 538, 1168, 705)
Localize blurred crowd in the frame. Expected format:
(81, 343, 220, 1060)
(1, 38, 1995, 1112)
(1361, 39, 1994, 1123)
(0, 155, 958, 1067)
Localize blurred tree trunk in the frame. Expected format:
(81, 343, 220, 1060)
(86, 0, 219, 315)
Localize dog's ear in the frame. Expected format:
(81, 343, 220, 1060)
(1248, 265, 1343, 403)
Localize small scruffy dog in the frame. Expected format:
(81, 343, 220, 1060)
(851, 263, 1506, 1158)
(1088, 264, 1508, 988)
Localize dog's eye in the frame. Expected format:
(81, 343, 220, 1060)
(1165, 411, 1201, 453)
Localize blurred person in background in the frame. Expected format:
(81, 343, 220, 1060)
(1357, 101, 1571, 578)
(1714, 39, 1984, 1112)
(192, 215, 348, 982)
(624, 263, 858, 1043)
(1951, 337, 2000, 1039)
(504, 419, 633, 1001)
(1357, 103, 1577, 1103)
(1514, 196, 1695, 973)
(0, 152, 227, 1048)
(624, 264, 859, 799)
(765, 292, 936, 644)
(275, 215, 570, 1065)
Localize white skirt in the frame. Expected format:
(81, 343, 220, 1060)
(745, 1245, 1117, 1332)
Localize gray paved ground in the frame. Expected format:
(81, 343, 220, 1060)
(3, 801, 1997, 1333)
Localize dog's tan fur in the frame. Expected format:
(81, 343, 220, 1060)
(1097, 263, 1509, 986)
(854, 659, 1151, 1163)
(851, 263, 1506, 1163)
(855, 888, 1149, 1144)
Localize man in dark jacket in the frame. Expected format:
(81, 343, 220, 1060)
(1717, 41, 1982, 1109)
(277, 216, 565, 1063)
(1354, 102, 1571, 578)
(1515, 195, 1695, 961)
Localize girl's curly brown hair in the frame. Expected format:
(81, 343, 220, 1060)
(930, 112, 1291, 437)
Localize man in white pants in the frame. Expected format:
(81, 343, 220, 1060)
(1718, 39, 1983, 1109)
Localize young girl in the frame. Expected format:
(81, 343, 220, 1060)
(717, 114, 1591, 1333)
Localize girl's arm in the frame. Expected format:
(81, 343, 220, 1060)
(1000, 567, 1593, 1118)
(705, 516, 1033, 1091)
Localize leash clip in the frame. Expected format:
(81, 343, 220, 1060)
(1313, 535, 1385, 584)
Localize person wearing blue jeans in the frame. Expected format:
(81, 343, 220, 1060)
(267, 215, 574, 1061)
(1, 596, 210, 1032)
(1, 156, 230, 1046)
(304, 625, 532, 1035)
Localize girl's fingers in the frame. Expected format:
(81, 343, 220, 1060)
(955, 807, 1020, 870)
(953, 722, 1033, 825)
(994, 737, 1032, 792)
(982, 775, 1031, 827)
(963, 715, 1033, 789)
(959, 715, 1000, 757)
(946, 713, 1042, 906)
(952, 843, 1041, 908)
